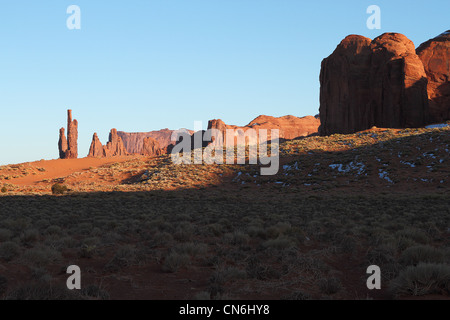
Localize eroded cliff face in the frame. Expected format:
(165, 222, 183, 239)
(417, 31, 450, 123)
(116, 129, 180, 155)
(319, 33, 429, 136)
(141, 137, 162, 156)
(59, 110, 78, 159)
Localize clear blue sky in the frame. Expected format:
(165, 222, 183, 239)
(0, 0, 448, 165)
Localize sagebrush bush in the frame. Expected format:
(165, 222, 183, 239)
(0, 275, 7, 296)
(51, 183, 68, 195)
(4, 283, 83, 300)
(21, 246, 62, 267)
(108, 245, 137, 269)
(174, 242, 208, 257)
(0, 242, 20, 262)
(318, 277, 342, 295)
(162, 252, 190, 273)
(400, 245, 445, 266)
(283, 290, 312, 300)
(81, 284, 110, 300)
(194, 291, 211, 300)
(263, 236, 294, 250)
(0, 228, 13, 242)
(20, 229, 39, 245)
(390, 263, 450, 297)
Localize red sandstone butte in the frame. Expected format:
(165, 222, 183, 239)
(319, 33, 429, 135)
(417, 30, 450, 123)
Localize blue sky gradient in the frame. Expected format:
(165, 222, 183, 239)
(0, 0, 448, 164)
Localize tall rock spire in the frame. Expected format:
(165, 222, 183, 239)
(58, 109, 78, 159)
(87, 128, 129, 158)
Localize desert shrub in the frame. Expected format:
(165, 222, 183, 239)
(162, 252, 190, 273)
(211, 267, 247, 285)
(223, 231, 250, 246)
(263, 236, 295, 250)
(207, 223, 224, 236)
(0, 241, 20, 262)
(81, 285, 110, 300)
(283, 290, 311, 300)
(318, 277, 342, 295)
(20, 229, 39, 245)
(21, 247, 62, 267)
(1, 187, 7, 193)
(247, 226, 268, 239)
(4, 283, 83, 300)
(51, 183, 68, 195)
(339, 236, 357, 254)
(0, 228, 13, 242)
(267, 222, 291, 238)
(30, 267, 52, 282)
(0, 275, 7, 296)
(396, 228, 429, 245)
(246, 257, 281, 280)
(366, 246, 396, 265)
(174, 242, 208, 257)
(194, 291, 211, 300)
(396, 237, 419, 251)
(153, 231, 174, 246)
(7, 218, 29, 234)
(173, 224, 195, 241)
(400, 246, 445, 266)
(389, 263, 450, 297)
(45, 225, 62, 235)
(79, 245, 97, 259)
(296, 256, 330, 274)
(107, 245, 137, 269)
(381, 262, 402, 281)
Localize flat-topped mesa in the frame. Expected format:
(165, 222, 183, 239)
(58, 109, 78, 159)
(88, 129, 129, 158)
(417, 30, 450, 123)
(117, 129, 194, 155)
(206, 115, 321, 146)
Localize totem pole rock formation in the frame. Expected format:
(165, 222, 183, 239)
(59, 109, 78, 159)
(58, 128, 68, 159)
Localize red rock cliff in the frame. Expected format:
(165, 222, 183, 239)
(319, 33, 430, 135)
(417, 31, 450, 123)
